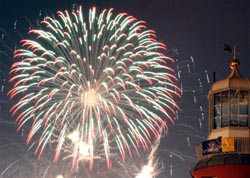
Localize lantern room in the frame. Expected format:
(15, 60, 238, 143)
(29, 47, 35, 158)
(207, 59, 250, 139)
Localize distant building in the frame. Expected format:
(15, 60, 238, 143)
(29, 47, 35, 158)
(190, 57, 250, 178)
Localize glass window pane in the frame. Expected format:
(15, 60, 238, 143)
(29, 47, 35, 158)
(239, 116, 248, 127)
(231, 103, 238, 114)
(222, 90, 229, 102)
(221, 116, 229, 127)
(230, 99, 239, 126)
(222, 103, 229, 115)
(230, 114, 238, 126)
(239, 103, 247, 115)
(230, 90, 238, 100)
(214, 93, 221, 105)
(213, 92, 221, 129)
(214, 117, 221, 128)
(239, 90, 248, 101)
(214, 105, 221, 116)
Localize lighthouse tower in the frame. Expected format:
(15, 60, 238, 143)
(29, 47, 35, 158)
(190, 56, 250, 177)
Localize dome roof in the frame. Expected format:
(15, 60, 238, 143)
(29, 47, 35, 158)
(209, 59, 250, 94)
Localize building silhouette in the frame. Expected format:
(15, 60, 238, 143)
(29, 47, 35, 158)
(190, 56, 250, 177)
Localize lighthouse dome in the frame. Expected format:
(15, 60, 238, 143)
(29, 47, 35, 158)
(209, 59, 250, 93)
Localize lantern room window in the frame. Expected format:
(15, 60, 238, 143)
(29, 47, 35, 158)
(212, 90, 249, 129)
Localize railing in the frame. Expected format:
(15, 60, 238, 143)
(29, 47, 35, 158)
(195, 137, 250, 161)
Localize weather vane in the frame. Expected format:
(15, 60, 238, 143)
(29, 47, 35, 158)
(224, 44, 239, 59)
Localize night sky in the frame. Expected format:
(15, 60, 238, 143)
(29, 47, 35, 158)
(0, 0, 249, 178)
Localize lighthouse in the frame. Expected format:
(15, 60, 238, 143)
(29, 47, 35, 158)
(190, 54, 250, 177)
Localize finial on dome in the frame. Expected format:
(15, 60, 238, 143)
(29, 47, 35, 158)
(230, 59, 240, 70)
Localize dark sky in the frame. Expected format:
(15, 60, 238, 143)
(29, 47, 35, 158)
(0, 0, 249, 77)
(0, 0, 249, 178)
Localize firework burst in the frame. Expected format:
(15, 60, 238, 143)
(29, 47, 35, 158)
(8, 5, 180, 169)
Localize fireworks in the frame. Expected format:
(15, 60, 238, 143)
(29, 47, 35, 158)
(0, 135, 161, 178)
(135, 134, 162, 178)
(8, 5, 180, 169)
